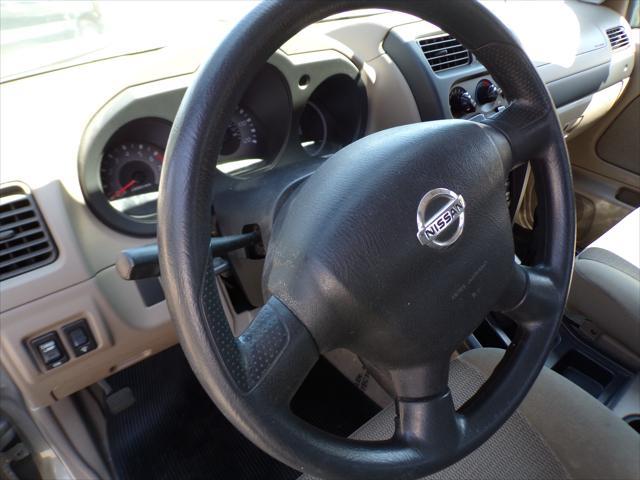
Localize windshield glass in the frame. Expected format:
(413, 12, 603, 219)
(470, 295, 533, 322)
(0, 1, 259, 81)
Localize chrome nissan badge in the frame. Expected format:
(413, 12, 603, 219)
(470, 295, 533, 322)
(416, 188, 465, 248)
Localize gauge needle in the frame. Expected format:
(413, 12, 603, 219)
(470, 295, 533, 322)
(110, 179, 137, 200)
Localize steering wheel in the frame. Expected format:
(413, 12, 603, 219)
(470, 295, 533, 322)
(157, 1, 575, 479)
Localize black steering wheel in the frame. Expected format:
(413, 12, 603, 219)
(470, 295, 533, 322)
(157, 2, 575, 479)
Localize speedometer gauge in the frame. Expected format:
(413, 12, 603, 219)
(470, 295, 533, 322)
(100, 141, 163, 216)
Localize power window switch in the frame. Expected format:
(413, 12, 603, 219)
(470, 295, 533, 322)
(69, 327, 88, 347)
(31, 333, 68, 369)
(63, 319, 96, 357)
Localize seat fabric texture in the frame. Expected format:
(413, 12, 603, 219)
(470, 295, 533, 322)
(300, 348, 640, 480)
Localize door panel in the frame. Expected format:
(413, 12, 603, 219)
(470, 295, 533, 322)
(596, 96, 640, 175)
(568, 26, 640, 248)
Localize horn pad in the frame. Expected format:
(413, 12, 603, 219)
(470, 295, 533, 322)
(264, 120, 514, 368)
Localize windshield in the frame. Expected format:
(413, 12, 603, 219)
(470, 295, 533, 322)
(0, 1, 259, 81)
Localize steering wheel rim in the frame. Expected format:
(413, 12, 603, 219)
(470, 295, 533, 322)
(157, 2, 575, 479)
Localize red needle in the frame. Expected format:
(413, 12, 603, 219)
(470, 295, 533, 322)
(110, 179, 137, 200)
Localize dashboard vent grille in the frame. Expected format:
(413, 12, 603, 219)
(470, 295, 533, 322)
(606, 26, 630, 50)
(0, 183, 57, 281)
(418, 34, 471, 73)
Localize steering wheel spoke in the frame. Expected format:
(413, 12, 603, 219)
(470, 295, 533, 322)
(200, 269, 319, 407)
(499, 262, 562, 327)
(389, 360, 463, 454)
(496, 262, 564, 327)
(396, 392, 462, 452)
(241, 297, 319, 405)
(481, 101, 556, 174)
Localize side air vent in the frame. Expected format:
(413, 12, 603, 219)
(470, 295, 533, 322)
(0, 183, 57, 281)
(418, 34, 471, 73)
(606, 26, 630, 50)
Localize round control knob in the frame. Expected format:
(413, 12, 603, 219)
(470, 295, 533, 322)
(476, 79, 500, 105)
(449, 86, 477, 117)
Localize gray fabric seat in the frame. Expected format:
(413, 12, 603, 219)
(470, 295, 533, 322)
(568, 208, 640, 368)
(300, 348, 640, 480)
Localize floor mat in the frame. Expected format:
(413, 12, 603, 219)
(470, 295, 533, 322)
(291, 358, 381, 437)
(105, 346, 299, 480)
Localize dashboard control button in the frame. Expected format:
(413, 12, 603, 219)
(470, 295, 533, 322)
(476, 79, 500, 105)
(39, 340, 61, 363)
(31, 333, 68, 369)
(69, 327, 88, 348)
(449, 86, 476, 117)
(63, 319, 96, 357)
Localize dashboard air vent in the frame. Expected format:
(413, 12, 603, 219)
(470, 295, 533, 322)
(0, 183, 57, 281)
(418, 34, 471, 73)
(606, 26, 630, 50)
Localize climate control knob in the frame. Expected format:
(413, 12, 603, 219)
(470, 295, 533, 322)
(449, 86, 476, 117)
(476, 79, 500, 105)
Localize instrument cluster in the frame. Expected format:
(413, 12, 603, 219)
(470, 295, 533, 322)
(80, 57, 367, 236)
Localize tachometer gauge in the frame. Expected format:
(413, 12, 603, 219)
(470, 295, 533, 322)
(220, 106, 260, 159)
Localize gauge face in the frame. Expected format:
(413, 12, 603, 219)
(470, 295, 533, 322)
(220, 106, 260, 159)
(100, 141, 163, 215)
(299, 101, 328, 157)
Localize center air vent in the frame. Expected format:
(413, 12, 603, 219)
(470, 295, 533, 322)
(606, 26, 630, 50)
(418, 34, 471, 73)
(0, 183, 57, 281)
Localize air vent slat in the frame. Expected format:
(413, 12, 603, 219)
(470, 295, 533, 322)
(606, 26, 630, 50)
(0, 217, 41, 233)
(0, 183, 57, 281)
(427, 52, 471, 64)
(0, 246, 53, 269)
(0, 205, 35, 220)
(419, 38, 461, 48)
(0, 228, 44, 245)
(429, 58, 470, 69)
(0, 237, 48, 257)
(417, 34, 471, 73)
(422, 48, 468, 60)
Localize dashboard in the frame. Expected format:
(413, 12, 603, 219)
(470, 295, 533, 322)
(0, 2, 635, 409)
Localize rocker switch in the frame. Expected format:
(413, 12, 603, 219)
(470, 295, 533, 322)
(63, 319, 96, 357)
(31, 332, 68, 369)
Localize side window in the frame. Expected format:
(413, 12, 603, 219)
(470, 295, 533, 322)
(629, 0, 639, 28)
